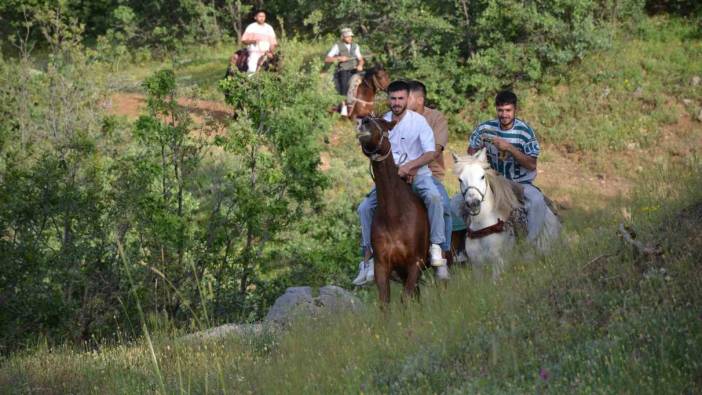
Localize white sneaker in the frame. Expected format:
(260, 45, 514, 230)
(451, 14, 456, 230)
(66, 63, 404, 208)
(436, 265, 450, 280)
(340, 103, 349, 117)
(430, 244, 447, 267)
(352, 260, 369, 285)
(365, 259, 374, 283)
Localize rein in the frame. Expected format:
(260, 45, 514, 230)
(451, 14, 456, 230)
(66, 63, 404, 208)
(466, 218, 505, 239)
(459, 175, 507, 237)
(361, 119, 391, 162)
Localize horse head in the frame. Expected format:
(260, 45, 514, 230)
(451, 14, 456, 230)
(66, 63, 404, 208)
(453, 149, 521, 218)
(258, 52, 282, 72)
(369, 64, 390, 91)
(453, 149, 492, 215)
(356, 117, 396, 160)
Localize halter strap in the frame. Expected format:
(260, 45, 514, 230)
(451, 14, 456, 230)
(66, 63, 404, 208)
(361, 119, 391, 162)
(466, 218, 505, 239)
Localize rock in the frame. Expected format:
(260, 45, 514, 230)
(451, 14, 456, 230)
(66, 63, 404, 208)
(601, 87, 610, 98)
(182, 323, 267, 341)
(184, 285, 363, 341)
(682, 98, 693, 106)
(264, 286, 315, 325)
(697, 109, 702, 123)
(692, 76, 701, 86)
(264, 285, 362, 325)
(316, 285, 363, 314)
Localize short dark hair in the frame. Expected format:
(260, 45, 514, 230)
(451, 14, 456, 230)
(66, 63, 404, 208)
(387, 80, 410, 94)
(407, 80, 427, 97)
(254, 9, 267, 17)
(495, 90, 517, 107)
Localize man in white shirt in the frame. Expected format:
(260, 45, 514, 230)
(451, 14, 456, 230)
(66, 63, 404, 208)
(352, 80, 447, 285)
(241, 10, 278, 73)
(325, 28, 364, 116)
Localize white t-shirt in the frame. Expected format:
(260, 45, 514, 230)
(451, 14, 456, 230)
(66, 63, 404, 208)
(383, 110, 435, 177)
(242, 22, 277, 53)
(326, 43, 362, 59)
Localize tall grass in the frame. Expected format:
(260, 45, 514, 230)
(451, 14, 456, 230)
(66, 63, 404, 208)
(1, 156, 699, 393)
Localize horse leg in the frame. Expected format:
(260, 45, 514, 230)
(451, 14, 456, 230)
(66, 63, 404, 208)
(402, 261, 421, 302)
(375, 264, 391, 306)
(451, 229, 467, 263)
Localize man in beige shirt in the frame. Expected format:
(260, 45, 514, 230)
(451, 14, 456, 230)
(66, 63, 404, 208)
(407, 80, 451, 279)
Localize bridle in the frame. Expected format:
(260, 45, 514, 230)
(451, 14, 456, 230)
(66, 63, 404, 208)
(458, 176, 488, 216)
(352, 70, 387, 109)
(360, 118, 391, 162)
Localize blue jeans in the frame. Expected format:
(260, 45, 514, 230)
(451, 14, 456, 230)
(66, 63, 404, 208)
(522, 183, 547, 242)
(358, 174, 446, 254)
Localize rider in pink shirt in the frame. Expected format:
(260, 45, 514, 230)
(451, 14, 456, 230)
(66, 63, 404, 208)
(241, 10, 278, 73)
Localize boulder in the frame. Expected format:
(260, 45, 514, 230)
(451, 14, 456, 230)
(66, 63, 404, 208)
(182, 323, 267, 341)
(264, 286, 315, 325)
(183, 285, 363, 340)
(316, 285, 363, 314)
(264, 285, 362, 325)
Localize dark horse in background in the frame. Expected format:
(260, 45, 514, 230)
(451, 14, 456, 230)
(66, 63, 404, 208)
(347, 65, 390, 121)
(356, 116, 431, 304)
(225, 48, 282, 76)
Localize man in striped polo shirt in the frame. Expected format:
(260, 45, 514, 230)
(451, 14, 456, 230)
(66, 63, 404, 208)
(467, 90, 547, 243)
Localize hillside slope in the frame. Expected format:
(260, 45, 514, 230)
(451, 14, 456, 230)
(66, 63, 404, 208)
(1, 16, 701, 394)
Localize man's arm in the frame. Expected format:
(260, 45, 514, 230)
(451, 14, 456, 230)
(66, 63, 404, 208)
(488, 136, 537, 170)
(398, 116, 436, 181)
(325, 45, 349, 64)
(355, 46, 364, 71)
(431, 112, 449, 161)
(398, 151, 436, 181)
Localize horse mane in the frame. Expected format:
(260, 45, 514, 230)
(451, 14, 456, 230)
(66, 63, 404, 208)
(453, 155, 521, 217)
(364, 66, 379, 79)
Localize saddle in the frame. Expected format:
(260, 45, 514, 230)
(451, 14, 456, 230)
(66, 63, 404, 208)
(450, 180, 560, 239)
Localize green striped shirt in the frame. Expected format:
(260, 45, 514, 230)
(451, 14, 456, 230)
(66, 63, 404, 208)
(468, 118, 540, 183)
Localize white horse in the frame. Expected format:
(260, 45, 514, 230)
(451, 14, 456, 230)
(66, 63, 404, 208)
(452, 148, 561, 278)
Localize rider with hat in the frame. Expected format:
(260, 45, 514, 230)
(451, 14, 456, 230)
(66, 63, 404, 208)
(325, 28, 365, 116)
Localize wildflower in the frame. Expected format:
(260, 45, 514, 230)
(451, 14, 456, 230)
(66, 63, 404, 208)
(539, 367, 550, 381)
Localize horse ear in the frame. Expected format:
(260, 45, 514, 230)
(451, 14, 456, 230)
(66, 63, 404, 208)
(452, 153, 460, 163)
(473, 147, 487, 162)
(387, 120, 397, 130)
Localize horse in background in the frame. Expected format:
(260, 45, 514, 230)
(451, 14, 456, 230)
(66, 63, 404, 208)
(356, 117, 431, 304)
(347, 65, 390, 120)
(452, 149, 561, 279)
(225, 49, 282, 77)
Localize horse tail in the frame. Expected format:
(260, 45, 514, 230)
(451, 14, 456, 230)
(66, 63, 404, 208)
(535, 207, 561, 252)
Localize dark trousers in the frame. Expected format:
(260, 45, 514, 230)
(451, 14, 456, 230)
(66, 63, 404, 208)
(334, 69, 356, 96)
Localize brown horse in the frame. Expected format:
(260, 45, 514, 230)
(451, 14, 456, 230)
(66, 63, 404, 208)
(348, 65, 390, 120)
(225, 49, 282, 76)
(356, 117, 430, 304)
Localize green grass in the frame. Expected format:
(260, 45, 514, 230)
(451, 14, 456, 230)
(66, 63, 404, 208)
(1, 159, 700, 393)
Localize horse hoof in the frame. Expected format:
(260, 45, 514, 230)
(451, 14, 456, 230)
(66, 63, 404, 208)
(436, 265, 450, 280)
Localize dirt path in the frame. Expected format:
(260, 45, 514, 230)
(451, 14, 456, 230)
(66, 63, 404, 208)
(104, 92, 233, 123)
